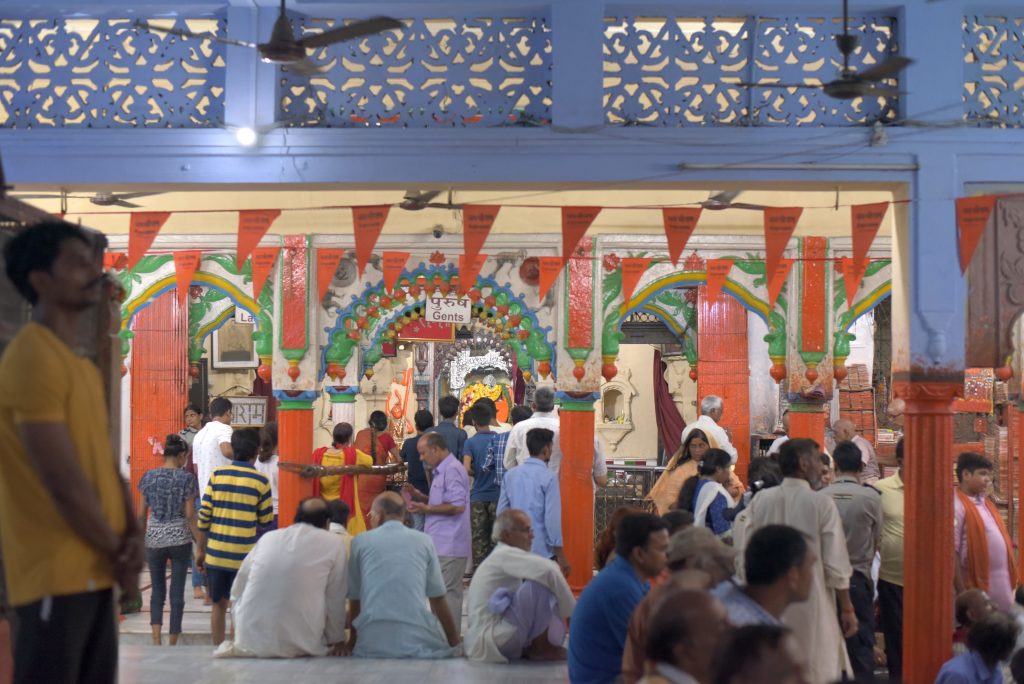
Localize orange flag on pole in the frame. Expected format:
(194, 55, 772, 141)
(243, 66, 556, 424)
(621, 257, 652, 304)
(662, 208, 702, 267)
(128, 212, 171, 270)
(250, 247, 279, 300)
(537, 256, 562, 303)
(382, 251, 410, 294)
(463, 205, 500, 266)
(236, 210, 281, 270)
(766, 258, 794, 308)
(173, 250, 202, 309)
(763, 207, 802, 279)
(956, 195, 998, 273)
(850, 202, 887, 270)
(316, 248, 345, 304)
(839, 257, 869, 309)
(352, 205, 390, 278)
(561, 207, 602, 264)
(458, 254, 488, 296)
(705, 258, 734, 303)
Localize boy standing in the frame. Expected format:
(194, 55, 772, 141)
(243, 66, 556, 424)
(463, 403, 501, 569)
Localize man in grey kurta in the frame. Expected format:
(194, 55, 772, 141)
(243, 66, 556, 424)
(346, 493, 460, 658)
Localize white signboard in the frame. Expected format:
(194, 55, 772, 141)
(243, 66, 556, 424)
(235, 307, 256, 324)
(228, 396, 268, 427)
(425, 296, 471, 324)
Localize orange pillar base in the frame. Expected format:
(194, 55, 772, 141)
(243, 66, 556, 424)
(900, 380, 957, 683)
(276, 392, 316, 528)
(559, 393, 597, 594)
(787, 401, 827, 448)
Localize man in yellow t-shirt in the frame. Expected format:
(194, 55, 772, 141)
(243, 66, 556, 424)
(875, 437, 905, 681)
(0, 222, 142, 684)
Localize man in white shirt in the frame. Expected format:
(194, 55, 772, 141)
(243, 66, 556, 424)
(215, 497, 348, 658)
(502, 387, 608, 487)
(681, 395, 738, 464)
(193, 397, 234, 495)
(465, 509, 576, 662)
(832, 419, 880, 484)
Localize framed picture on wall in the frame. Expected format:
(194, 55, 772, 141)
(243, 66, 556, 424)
(211, 317, 258, 369)
(228, 396, 268, 427)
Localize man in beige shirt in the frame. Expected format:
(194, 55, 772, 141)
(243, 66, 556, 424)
(833, 419, 880, 484)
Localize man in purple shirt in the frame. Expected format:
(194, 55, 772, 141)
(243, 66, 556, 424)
(409, 432, 471, 627)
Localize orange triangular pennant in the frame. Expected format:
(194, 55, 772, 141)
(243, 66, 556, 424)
(705, 258, 734, 303)
(662, 208, 702, 267)
(956, 195, 999, 273)
(250, 247, 279, 300)
(128, 212, 171, 269)
(316, 248, 345, 303)
(236, 210, 281, 270)
(766, 258, 794, 308)
(352, 205, 390, 278)
(839, 257, 869, 308)
(850, 202, 887, 269)
(537, 256, 563, 303)
(458, 254, 488, 296)
(621, 257, 652, 304)
(763, 207, 802, 278)
(561, 207, 602, 264)
(103, 252, 127, 271)
(382, 251, 410, 294)
(173, 250, 202, 309)
(463, 205, 500, 266)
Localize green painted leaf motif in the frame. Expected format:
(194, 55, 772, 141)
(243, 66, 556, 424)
(129, 255, 172, 276)
(864, 259, 890, 277)
(203, 254, 252, 282)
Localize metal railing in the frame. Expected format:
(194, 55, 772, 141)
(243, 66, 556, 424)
(594, 464, 663, 544)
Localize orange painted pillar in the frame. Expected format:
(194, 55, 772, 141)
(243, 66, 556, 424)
(275, 391, 316, 528)
(559, 393, 597, 594)
(788, 401, 827, 448)
(901, 381, 957, 683)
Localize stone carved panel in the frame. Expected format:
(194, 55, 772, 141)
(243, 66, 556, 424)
(964, 16, 1024, 127)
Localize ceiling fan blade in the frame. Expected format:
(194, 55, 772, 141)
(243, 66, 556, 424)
(281, 58, 327, 76)
(708, 190, 741, 205)
(858, 56, 912, 83)
(729, 202, 771, 211)
(404, 190, 442, 204)
(11, 193, 62, 200)
(863, 85, 905, 98)
(426, 203, 464, 210)
(298, 17, 402, 49)
(112, 199, 143, 209)
(134, 20, 258, 49)
(736, 82, 824, 89)
(113, 192, 161, 201)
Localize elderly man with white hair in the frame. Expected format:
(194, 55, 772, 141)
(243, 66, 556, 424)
(681, 395, 738, 464)
(464, 509, 576, 663)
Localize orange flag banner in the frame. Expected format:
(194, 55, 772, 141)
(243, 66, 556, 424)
(766, 257, 794, 308)
(956, 195, 998, 273)
(621, 257, 652, 304)
(127, 212, 171, 270)
(382, 251, 410, 294)
(316, 248, 345, 304)
(763, 207, 803, 278)
(236, 210, 281, 270)
(850, 202, 887, 269)
(458, 253, 488, 296)
(103, 252, 127, 271)
(463, 205, 500, 266)
(537, 256, 563, 303)
(250, 247, 280, 300)
(705, 258, 734, 303)
(173, 250, 202, 309)
(561, 207, 602, 263)
(839, 257, 869, 308)
(662, 207, 702, 266)
(352, 205, 391, 277)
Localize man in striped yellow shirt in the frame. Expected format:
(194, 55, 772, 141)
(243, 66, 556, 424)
(197, 428, 273, 645)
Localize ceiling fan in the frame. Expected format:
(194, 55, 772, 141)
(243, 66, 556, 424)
(738, 0, 911, 100)
(399, 190, 463, 211)
(14, 190, 160, 209)
(135, 2, 401, 76)
(699, 191, 768, 212)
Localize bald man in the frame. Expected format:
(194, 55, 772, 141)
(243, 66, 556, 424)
(346, 492, 460, 659)
(216, 497, 348, 658)
(832, 419, 880, 484)
(636, 589, 730, 684)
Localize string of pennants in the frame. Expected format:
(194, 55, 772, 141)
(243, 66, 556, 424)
(113, 196, 1001, 313)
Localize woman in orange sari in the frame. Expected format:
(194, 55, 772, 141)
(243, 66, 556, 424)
(312, 423, 374, 535)
(646, 429, 711, 515)
(353, 411, 401, 530)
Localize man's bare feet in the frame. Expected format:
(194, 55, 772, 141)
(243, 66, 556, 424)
(524, 633, 567, 661)
(193, 587, 205, 600)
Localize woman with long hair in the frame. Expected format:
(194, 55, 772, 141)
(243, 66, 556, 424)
(138, 434, 200, 645)
(646, 429, 712, 515)
(254, 422, 278, 537)
(354, 411, 401, 529)
(594, 505, 644, 570)
(676, 448, 735, 537)
(312, 422, 375, 535)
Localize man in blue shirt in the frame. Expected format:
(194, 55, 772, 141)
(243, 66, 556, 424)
(568, 512, 669, 684)
(427, 395, 467, 458)
(497, 428, 569, 577)
(463, 403, 500, 569)
(400, 409, 434, 531)
(936, 612, 1017, 684)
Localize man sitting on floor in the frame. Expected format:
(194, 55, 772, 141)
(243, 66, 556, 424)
(465, 509, 576, 663)
(345, 492, 460, 659)
(215, 497, 348, 658)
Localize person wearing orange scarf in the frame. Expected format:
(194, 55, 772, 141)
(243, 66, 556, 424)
(953, 452, 1019, 612)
